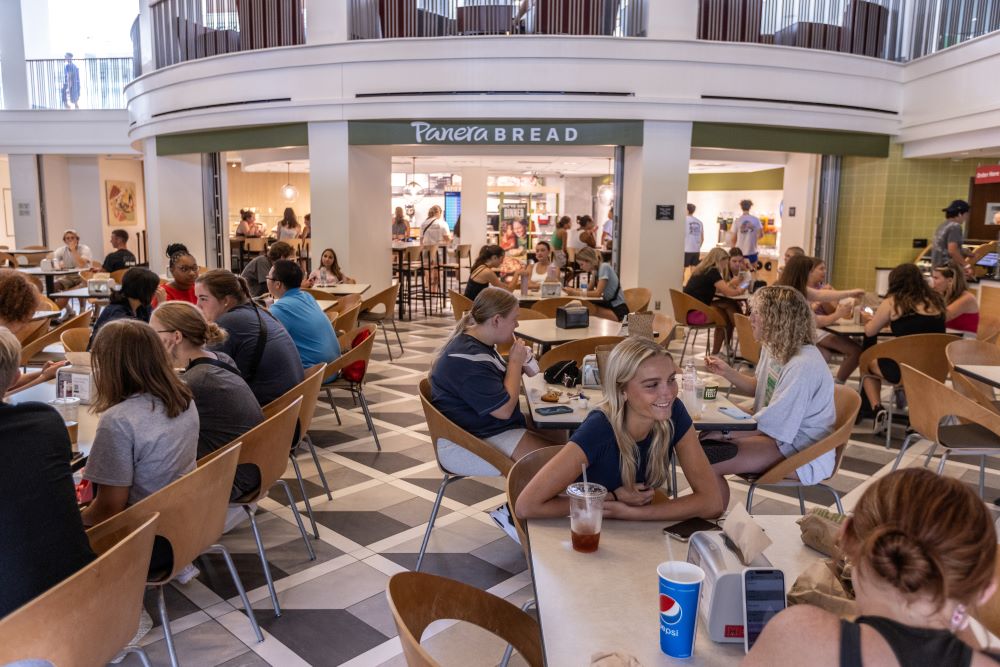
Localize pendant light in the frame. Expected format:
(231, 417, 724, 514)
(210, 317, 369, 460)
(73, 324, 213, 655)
(280, 162, 298, 202)
(403, 157, 424, 204)
(596, 157, 614, 207)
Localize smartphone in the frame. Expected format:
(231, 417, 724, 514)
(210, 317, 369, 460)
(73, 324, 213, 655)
(743, 568, 786, 653)
(719, 406, 753, 420)
(663, 517, 721, 542)
(535, 405, 574, 416)
(863, 306, 874, 315)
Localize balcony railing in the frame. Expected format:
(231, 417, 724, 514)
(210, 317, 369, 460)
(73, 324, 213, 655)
(348, 0, 646, 39)
(697, 0, 1000, 62)
(25, 57, 135, 110)
(151, 0, 306, 69)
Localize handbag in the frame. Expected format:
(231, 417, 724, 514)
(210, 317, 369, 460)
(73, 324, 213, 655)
(543, 359, 580, 388)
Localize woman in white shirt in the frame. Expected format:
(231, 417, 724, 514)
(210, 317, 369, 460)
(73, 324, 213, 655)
(527, 240, 556, 288)
(419, 205, 450, 246)
(307, 248, 355, 287)
(274, 208, 302, 240)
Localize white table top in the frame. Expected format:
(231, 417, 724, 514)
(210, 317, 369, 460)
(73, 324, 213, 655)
(529, 514, 815, 666)
(515, 317, 623, 345)
(6, 248, 52, 255)
(517, 290, 600, 303)
(7, 381, 97, 455)
(824, 320, 964, 337)
(32, 310, 60, 320)
(17, 266, 80, 276)
(310, 283, 372, 296)
(315, 299, 338, 312)
(955, 364, 1000, 389)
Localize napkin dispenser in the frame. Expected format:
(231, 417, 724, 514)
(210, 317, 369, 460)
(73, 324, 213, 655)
(556, 305, 589, 329)
(540, 281, 562, 298)
(56, 365, 94, 405)
(87, 279, 112, 297)
(686, 531, 773, 643)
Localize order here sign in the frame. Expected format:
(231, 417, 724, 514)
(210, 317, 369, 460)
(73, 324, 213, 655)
(976, 165, 1000, 184)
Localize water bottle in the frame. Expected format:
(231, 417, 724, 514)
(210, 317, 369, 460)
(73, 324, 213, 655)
(619, 314, 629, 337)
(682, 359, 698, 412)
(579, 271, 589, 292)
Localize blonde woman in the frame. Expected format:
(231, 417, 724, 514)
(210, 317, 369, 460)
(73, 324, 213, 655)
(682, 247, 747, 354)
(565, 246, 629, 321)
(932, 262, 979, 334)
(516, 337, 723, 520)
(703, 286, 836, 506)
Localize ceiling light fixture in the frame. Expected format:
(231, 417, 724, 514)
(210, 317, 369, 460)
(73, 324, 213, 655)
(280, 162, 298, 202)
(597, 157, 614, 207)
(403, 157, 424, 204)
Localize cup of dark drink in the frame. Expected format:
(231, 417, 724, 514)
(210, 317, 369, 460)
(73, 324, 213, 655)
(566, 482, 607, 552)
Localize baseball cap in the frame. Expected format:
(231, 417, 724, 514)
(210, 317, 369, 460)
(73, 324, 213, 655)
(943, 199, 970, 214)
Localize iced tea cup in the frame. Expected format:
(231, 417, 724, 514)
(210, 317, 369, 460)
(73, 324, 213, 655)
(567, 482, 607, 552)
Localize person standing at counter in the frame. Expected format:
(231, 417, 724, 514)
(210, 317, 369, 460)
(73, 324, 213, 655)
(931, 199, 971, 275)
(730, 199, 763, 265)
(684, 203, 704, 270)
(551, 215, 570, 268)
(274, 208, 302, 240)
(392, 207, 409, 239)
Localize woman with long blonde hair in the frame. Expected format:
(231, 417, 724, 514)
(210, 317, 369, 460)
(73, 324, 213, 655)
(516, 337, 723, 521)
(683, 246, 747, 354)
(703, 286, 836, 506)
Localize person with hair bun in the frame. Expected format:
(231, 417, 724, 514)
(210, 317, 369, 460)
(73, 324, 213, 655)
(194, 269, 303, 405)
(464, 245, 522, 301)
(236, 209, 263, 238)
(151, 301, 263, 500)
(164, 243, 198, 304)
(746, 468, 1000, 666)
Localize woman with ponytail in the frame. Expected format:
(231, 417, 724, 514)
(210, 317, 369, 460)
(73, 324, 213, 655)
(745, 468, 1000, 666)
(516, 337, 722, 521)
(463, 244, 522, 301)
(194, 269, 303, 405)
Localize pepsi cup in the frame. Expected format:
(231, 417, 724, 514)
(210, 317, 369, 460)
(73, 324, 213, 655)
(657, 561, 705, 659)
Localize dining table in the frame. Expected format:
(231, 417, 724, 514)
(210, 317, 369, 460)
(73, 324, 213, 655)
(953, 364, 1000, 390)
(515, 317, 624, 353)
(310, 283, 371, 297)
(516, 290, 600, 305)
(17, 266, 83, 294)
(8, 380, 97, 457)
(32, 310, 61, 321)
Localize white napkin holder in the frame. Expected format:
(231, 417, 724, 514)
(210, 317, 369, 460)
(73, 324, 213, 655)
(87, 279, 112, 296)
(540, 281, 561, 298)
(56, 365, 93, 405)
(686, 531, 773, 643)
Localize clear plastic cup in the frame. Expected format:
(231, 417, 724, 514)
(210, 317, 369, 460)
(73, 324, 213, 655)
(566, 482, 607, 552)
(49, 396, 80, 422)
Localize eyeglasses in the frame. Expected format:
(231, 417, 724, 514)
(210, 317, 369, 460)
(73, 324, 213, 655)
(174, 265, 199, 273)
(266, 276, 277, 282)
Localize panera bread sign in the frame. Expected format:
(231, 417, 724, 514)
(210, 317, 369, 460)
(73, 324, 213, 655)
(349, 120, 643, 146)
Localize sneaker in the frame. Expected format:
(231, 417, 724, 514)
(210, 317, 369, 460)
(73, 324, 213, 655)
(489, 504, 521, 545)
(223, 503, 255, 534)
(109, 608, 154, 663)
(174, 563, 200, 585)
(873, 406, 888, 435)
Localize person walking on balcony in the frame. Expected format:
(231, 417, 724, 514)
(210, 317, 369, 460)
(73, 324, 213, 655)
(61, 53, 80, 109)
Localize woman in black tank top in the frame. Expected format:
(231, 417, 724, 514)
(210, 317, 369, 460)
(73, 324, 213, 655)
(744, 469, 1000, 667)
(463, 245, 522, 301)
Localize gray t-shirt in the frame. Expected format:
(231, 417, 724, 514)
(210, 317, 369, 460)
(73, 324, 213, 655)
(241, 255, 272, 297)
(752, 345, 836, 485)
(931, 219, 964, 267)
(84, 394, 199, 505)
(597, 263, 625, 307)
(734, 214, 763, 256)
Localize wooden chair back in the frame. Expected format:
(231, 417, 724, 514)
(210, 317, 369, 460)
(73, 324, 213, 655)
(335, 304, 362, 336)
(21, 245, 47, 250)
(947, 339, 1000, 402)
(109, 268, 129, 284)
(86, 444, 241, 583)
(901, 364, 1000, 446)
(857, 333, 957, 386)
(0, 252, 14, 267)
(623, 287, 651, 313)
(652, 313, 677, 347)
(506, 446, 561, 549)
(538, 336, 626, 371)
(19, 310, 93, 365)
(531, 297, 597, 318)
(38, 296, 60, 311)
(418, 378, 513, 477)
(669, 289, 726, 328)
(303, 287, 333, 301)
(517, 307, 547, 321)
(951, 373, 1000, 414)
(388, 571, 543, 667)
(323, 324, 377, 385)
(754, 385, 860, 485)
(0, 513, 159, 667)
(337, 293, 363, 311)
(285, 238, 304, 257)
(233, 400, 302, 503)
(263, 363, 327, 438)
(733, 313, 762, 365)
(60, 327, 92, 353)
(449, 290, 473, 321)
(245, 237, 266, 253)
(14, 318, 48, 345)
(359, 283, 399, 318)
(978, 315, 1000, 344)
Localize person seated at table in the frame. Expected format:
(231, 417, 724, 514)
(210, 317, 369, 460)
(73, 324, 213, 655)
(431, 287, 555, 464)
(163, 243, 198, 303)
(235, 209, 263, 238)
(241, 241, 293, 298)
(861, 263, 946, 432)
(702, 286, 836, 508)
(0, 327, 96, 618)
(101, 228, 137, 273)
(307, 247, 355, 287)
(565, 247, 629, 321)
(52, 228, 97, 319)
(151, 301, 263, 501)
(526, 240, 557, 289)
(683, 247, 746, 354)
(81, 319, 199, 528)
(195, 269, 303, 405)
(745, 468, 1000, 666)
(268, 259, 341, 370)
(777, 255, 863, 384)
(516, 337, 723, 521)
(0, 272, 66, 395)
(88, 267, 160, 349)
(464, 245, 522, 301)
(392, 207, 409, 240)
(933, 261, 979, 335)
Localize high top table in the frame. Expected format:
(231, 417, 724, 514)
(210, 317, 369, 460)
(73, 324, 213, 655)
(17, 266, 82, 294)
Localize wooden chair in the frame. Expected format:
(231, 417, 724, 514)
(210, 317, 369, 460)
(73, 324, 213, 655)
(449, 289, 473, 321)
(978, 315, 1000, 344)
(263, 363, 330, 538)
(669, 289, 730, 365)
(531, 297, 597, 318)
(946, 339, 1000, 411)
(623, 287, 651, 313)
(416, 378, 514, 571)
(333, 303, 362, 337)
(651, 312, 678, 348)
(0, 514, 160, 667)
(506, 446, 562, 550)
(109, 268, 129, 284)
(538, 335, 625, 371)
(14, 317, 48, 345)
(387, 571, 543, 667)
(87, 445, 262, 666)
(38, 295, 60, 311)
(733, 312, 762, 366)
(740, 385, 860, 514)
(229, 399, 315, 615)
(0, 251, 15, 267)
(19, 310, 93, 367)
(858, 333, 957, 448)
(322, 324, 382, 450)
(359, 283, 405, 360)
(302, 287, 333, 301)
(60, 327, 91, 353)
(892, 364, 1000, 498)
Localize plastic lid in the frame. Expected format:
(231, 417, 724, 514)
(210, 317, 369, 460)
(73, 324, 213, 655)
(566, 482, 607, 498)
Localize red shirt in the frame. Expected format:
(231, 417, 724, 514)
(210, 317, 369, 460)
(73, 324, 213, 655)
(164, 283, 197, 304)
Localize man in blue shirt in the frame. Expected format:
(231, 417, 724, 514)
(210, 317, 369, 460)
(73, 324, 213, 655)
(267, 260, 341, 369)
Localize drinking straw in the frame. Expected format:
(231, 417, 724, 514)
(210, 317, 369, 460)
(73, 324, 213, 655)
(581, 463, 591, 514)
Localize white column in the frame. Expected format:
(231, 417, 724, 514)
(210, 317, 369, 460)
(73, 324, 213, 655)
(780, 153, 821, 257)
(460, 166, 488, 274)
(621, 121, 693, 313)
(306, 0, 348, 44)
(645, 0, 698, 40)
(0, 0, 29, 109)
(142, 139, 206, 274)
(9, 155, 43, 246)
(308, 121, 391, 290)
(138, 0, 156, 74)
(41, 156, 104, 252)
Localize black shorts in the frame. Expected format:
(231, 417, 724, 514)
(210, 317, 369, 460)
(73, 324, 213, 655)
(684, 252, 701, 267)
(596, 300, 631, 321)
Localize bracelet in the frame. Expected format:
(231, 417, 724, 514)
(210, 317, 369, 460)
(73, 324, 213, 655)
(609, 490, 618, 501)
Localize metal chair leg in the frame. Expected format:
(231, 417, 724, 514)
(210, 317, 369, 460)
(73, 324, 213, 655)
(981, 457, 987, 499)
(125, 646, 153, 667)
(936, 451, 950, 475)
(796, 487, 806, 515)
(381, 324, 394, 361)
(157, 586, 180, 667)
(289, 454, 320, 538)
(415, 474, 460, 571)
(391, 317, 404, 356)
(885, 394, 895, 449)
(670, 454, 678, 500)
(923, 442, 939, 468)
(358, 388, 382, 451)
(745, 483, 757, 513)
(325, 388, 342, 425)
(304, 435, 333, 500)
(208, 543, 264, 642)
(891, 432, 920, 471)
(278, 479, 316, 561)
(680, 329, 692, 365)
(821, 484, 844, 514)
(246, 504, 281, 616)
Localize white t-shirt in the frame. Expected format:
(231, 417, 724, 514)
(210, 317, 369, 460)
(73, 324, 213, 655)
(53, 244, 93, 270)
(602, 217, 614, 243)
(734, 214, 763, 256)
(684, 216, 704, 253)
(420, 217, 450, 246)
(567, 227, 588, 250)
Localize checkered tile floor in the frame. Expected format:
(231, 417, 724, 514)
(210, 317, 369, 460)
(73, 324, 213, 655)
(117, 309, 1000, 666)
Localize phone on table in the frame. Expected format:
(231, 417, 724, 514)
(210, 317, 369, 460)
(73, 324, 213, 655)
(742, 568, 786, 654)
(719, 406, 753, 420)
(663, 517, 721, 542)
(535, 405, 574, 416)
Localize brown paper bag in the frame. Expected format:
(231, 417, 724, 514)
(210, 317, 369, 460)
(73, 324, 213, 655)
(627, 311, 654, 339)
(787, 559, 857, 619)
(797, 508, 847, 557)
